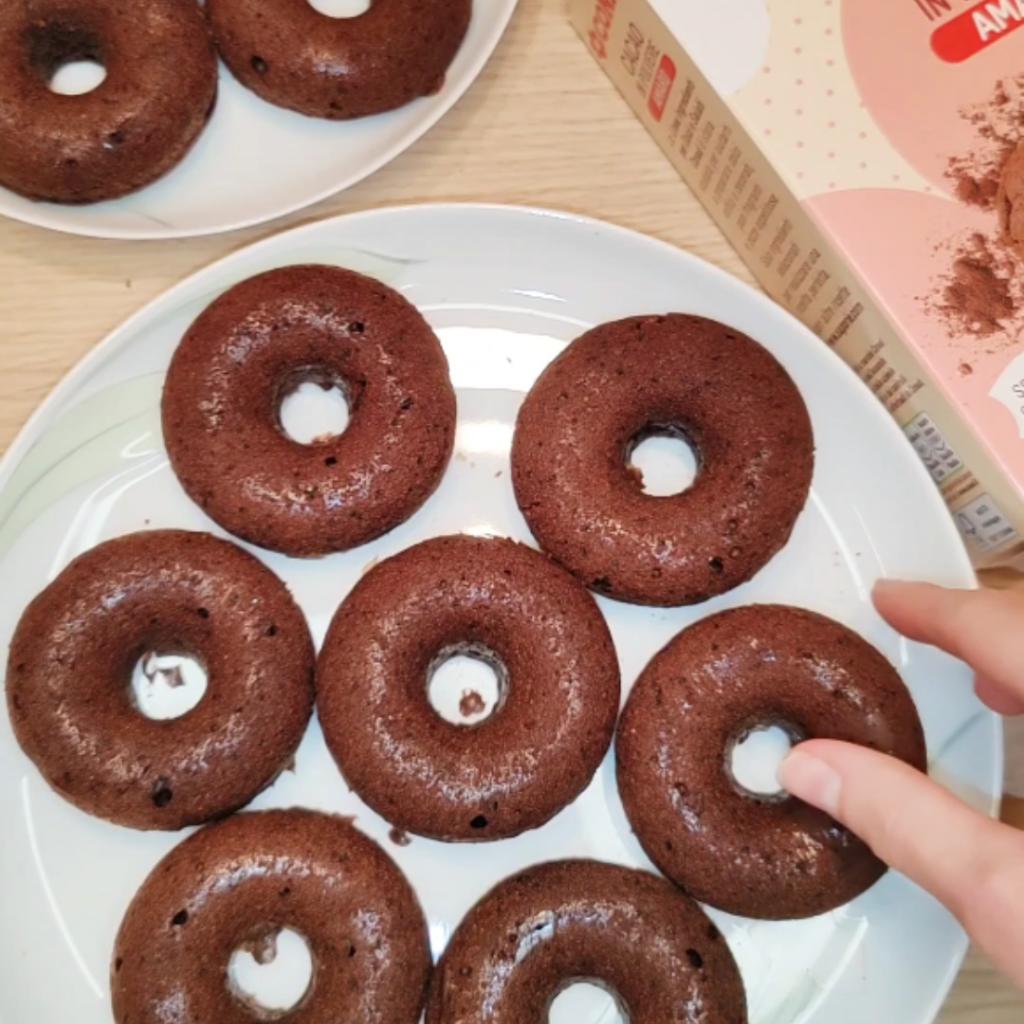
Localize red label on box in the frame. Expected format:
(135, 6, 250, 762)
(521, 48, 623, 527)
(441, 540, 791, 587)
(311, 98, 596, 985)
(589, 0, 618, 59)
(648, 55, 676, 121)
(932, 1, 1024, 64)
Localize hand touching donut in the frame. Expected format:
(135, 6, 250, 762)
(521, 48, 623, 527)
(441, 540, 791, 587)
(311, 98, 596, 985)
(781, 581, 1024, 990)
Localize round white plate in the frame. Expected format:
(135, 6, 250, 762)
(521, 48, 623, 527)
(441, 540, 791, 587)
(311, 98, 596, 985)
(0, 205, 1000, 1024)
(0, 3, 517, 240)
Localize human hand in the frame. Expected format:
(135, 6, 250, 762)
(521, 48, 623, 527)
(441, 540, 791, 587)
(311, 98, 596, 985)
(779, 580, 1024, 989)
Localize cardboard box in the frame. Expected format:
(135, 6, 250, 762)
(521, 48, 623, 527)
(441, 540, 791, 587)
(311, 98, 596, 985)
(571, 0, 1024, 569)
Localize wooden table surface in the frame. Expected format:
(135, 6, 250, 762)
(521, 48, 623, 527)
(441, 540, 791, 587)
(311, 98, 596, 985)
(0, 1, 1021, 1019)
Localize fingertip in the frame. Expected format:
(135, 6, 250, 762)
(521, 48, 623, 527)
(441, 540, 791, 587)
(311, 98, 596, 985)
(872, 585, 1024, 708)
(975, 673, 1024, 716)
(871, 577, 914, 597)
(786, 740, 1004, 919)
(779, 746, 842, 818)
(870, 580, 978, 657)
(871, 578, 933, 616)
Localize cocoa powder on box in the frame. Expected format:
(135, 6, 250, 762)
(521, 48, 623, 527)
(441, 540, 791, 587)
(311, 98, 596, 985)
(933, 77, 1024, 342)
(941, 234, 1014, 336)
(945, 77, 1023, 211)
(996, 141, 1024, 256)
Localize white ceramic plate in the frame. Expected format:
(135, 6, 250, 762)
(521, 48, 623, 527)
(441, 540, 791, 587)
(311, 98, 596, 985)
(0, 205, 1001, 1024)
(0, 3, 517, 240)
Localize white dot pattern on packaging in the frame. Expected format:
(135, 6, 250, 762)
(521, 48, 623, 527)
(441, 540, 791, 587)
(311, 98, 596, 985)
(731, 2, 931, 199)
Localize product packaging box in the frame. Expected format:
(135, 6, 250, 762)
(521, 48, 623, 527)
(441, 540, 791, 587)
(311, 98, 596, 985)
(571, 0, 1024, 569)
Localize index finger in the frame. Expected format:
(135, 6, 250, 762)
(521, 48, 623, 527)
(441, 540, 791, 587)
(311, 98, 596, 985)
(781, 739, 1024, 988)
(873, 581, 1024, 707)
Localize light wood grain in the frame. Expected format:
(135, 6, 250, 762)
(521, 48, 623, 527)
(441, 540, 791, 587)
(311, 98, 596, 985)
(0, 1, 1019, 1019)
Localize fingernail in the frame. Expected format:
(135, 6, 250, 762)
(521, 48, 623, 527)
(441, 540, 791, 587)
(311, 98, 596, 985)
(872, 578, 912, 599)
(779, 750, 843, 817)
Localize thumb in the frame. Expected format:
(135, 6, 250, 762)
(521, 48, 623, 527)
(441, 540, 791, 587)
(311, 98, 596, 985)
(780, 739, 1024, 989)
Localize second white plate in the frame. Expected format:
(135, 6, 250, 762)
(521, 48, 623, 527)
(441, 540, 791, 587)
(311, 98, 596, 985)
(0, 2, 517, 239)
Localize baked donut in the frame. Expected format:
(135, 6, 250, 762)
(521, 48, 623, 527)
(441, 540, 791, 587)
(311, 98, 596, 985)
(6, 530, 314, 830)
(616, 604, 927, 919)
(162, 265, 456, 558)
(316, 535, 620, 841)
(426, 859, 747, 1023)
(511, 314, 814, 606)
(206, 0, 472, 120)
(113, 809, 431, 1024)
(0, 0, 217, 203)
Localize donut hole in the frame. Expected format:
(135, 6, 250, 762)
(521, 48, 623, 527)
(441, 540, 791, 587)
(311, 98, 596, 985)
(307, 0, 372, 17)
(427, 643, 508, 726)
(228, 927, 313, 1018)
(727, 721, 805, 801)
(26, 23, 107, 95)
(129, 651, 207, 721)
(278, 372, 351, 446)
(627, 425, 699, 497)
(48, 59, 106, 95)
(549, 981, 627, 1023)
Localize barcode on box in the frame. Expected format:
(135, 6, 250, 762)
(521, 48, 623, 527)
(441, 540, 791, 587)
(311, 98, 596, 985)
(903, 412, 963, 485)
(954, 494, 1019, 553)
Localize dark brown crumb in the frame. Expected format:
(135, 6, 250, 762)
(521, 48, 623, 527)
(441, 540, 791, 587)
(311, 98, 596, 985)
(459, 689, 486, 718)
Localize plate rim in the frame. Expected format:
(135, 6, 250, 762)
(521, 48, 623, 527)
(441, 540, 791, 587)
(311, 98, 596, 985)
(0, 3, 519, 241)
(0, 201, 1002, 1024)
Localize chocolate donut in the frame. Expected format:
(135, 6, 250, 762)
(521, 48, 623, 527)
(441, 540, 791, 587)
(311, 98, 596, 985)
(206, 0, 472, 120)
(426, 860, 747, 1023)
(5, 530, 314, 830)
(162, 265, 456, 558)
(616, 604, 927, 919)
(113, 809, 431, 1024)
(0, 0, 216, 203)
(511, 314, 814, 606)
(316, 535, 620, 841)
